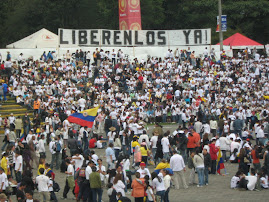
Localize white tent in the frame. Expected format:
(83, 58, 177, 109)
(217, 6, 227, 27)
(6, 28, 58, 49)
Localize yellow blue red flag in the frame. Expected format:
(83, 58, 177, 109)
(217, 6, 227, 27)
(216, 148, 225, 174)
(67, 107, 99, 128)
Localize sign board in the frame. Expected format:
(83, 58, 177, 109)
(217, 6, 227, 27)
(58, 29, 211, 47)
(119, 0, 142, 30)
(216, 15, 227, 32)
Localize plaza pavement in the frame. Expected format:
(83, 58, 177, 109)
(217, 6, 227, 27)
(3, 124, 269, 202)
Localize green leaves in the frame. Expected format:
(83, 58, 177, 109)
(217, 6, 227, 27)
(0, 0, 268, 47)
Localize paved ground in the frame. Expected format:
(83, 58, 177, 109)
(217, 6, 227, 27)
(2, 124, 269, 202)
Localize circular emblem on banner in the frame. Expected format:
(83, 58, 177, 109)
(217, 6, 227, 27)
(120, 20, 128, 30)
(129, 0, 140, 9)
(119, 0, 127, 12)
(130, 22, 141, 30)
(83, 112, 88, 117)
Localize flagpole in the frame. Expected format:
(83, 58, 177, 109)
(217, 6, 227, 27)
(218, 0, 223, 53)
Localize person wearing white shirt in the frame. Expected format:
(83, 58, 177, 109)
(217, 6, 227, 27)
(72, 153, 84, 171)
(256, 125, 265, 145)
(97, 159, 106, 184)
(161, 134, 171, 160)
(138, 131, 150, 147)
(14, 150, 23, 183)
(170, 150, 188, 189)
(63, 159, 75, 199)
(150, 132, 159, 164)
(38, 134, 46, 159)
(137, 162, 151, 179)
(152, 172, 165, 196)
(239, 169, 257, 190)
(0, 168, 8, 193)
(35, 168, 50, 201)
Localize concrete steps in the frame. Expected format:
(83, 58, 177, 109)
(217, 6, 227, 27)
(0, 96, 34, 135)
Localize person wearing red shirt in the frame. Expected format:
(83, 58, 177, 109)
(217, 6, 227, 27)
(89, 137, 97, 148)
(251, 145, 261, 173)
(209, 138, 219, 174)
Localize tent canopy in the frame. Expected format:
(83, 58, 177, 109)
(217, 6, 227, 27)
(216, 33, 263, 49)
(6, 28, 58, 49)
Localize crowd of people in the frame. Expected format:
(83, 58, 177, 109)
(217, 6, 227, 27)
(0, 46, 268, 201)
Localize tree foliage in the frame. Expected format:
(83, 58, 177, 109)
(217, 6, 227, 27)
(0, 0, 268, 47)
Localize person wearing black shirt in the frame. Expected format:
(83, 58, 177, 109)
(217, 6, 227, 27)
(17, 182, 26, 202)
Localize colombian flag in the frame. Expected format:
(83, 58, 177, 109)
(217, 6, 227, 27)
(216, 149, 225, 174)
(67, 107, 99, 128)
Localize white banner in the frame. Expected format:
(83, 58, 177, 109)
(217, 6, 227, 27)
(58, 28, 211, 47)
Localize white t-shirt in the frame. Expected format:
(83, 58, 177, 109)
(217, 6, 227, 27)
(97, 165, 106, 181)
(161, 137, 170, 153)
(230, 176, 240, 188)
(72, 155, 84, 170)
(260, 176, 268, 188)
(48, 179, 53, 192)
(85, 165, 92, 180)
(150, 136, 158, 148)
(245, 175, 257, 190)
(0, 173, 8, 190)
(36, 175, 50, 192)
(67, 164, 74, 176)
(15, 155, 23, 172)
(146, 187, 154, 201)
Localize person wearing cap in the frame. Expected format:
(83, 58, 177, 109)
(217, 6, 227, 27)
(108, 127, 116, 144)
(137, 162, 151, 179)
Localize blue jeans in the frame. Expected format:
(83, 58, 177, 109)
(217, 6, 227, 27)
(196, 167, 205, 186)
(51, 152, 60, 170)
(179, 149, 186, 163)
(156, 190, 165, 202)
(114, 149, 120, 159)
(204, 167, 209, 184)
(164, 188, 170, 202)
(162, 114, 167, 123)
(163, 152, 170, 161)
(91, 188, 102, 202)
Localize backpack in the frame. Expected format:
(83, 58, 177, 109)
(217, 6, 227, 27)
(54, 142, 61, 152)
(79, 168, 86, 178)
(53, 180, 60, 192)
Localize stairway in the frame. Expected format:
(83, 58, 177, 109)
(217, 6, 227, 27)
(0, 96, 34, 135)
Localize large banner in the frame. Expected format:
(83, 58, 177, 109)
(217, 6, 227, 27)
(58, 28, 211, 47)
(119, 0, 142, 30)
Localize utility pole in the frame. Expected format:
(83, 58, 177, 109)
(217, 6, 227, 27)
(218, 0, 223, 52)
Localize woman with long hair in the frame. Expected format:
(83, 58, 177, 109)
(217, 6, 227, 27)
(113, 173, 125, 197)
(238, 148, 248, 175)
(151, 172, 165, 202)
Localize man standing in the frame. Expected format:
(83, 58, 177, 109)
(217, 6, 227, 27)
(22, 112, 30, 138)
(14, 150, 23, 183)
(161, 133, 171, 161)
(38, 134, 46, 159)
(106, 143, 116, 170)
(209, 138, 219, 174)
(63, 159, 75, 200)
(170, 150, 188, 189)
(15, 116, 22, 138)
(35, 168, 50, 202)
